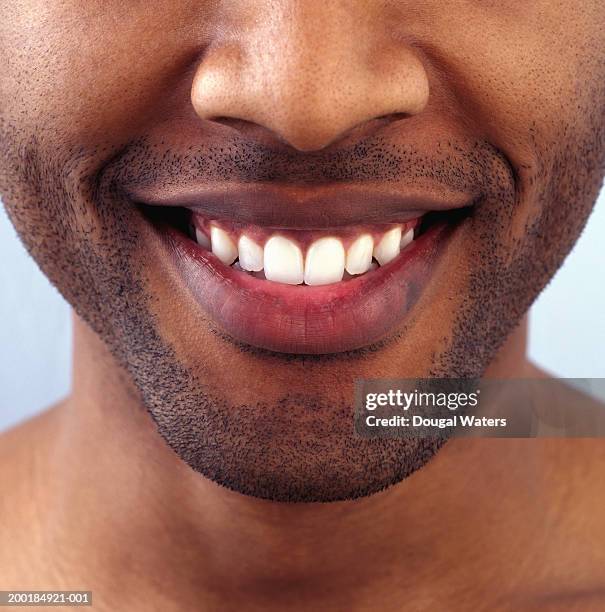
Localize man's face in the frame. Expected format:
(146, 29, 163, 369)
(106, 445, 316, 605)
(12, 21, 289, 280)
(1, 1, 604, 501)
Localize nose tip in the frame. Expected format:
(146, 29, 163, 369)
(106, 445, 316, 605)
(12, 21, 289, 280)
(190, 16, 430, 152)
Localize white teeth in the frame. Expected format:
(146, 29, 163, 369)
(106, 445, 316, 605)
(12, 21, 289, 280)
(346, 234, 374, 275)
(264, 236, 304, 285)
(373, 226, 402, 266)
(195, 227, 211, 249)
(400, 227, 414, 250)
(198, 222, 417, 284)
(210, 226, 238, 265)
(304, 237, 345, 286)
(238, 235, 264, 271)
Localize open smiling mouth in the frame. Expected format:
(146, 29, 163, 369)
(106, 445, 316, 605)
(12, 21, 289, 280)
(135, 185, 472, 354)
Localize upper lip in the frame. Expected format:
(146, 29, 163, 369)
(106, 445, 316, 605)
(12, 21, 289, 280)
(127, 182, 474, 228)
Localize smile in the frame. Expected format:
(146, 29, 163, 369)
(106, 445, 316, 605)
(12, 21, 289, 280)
(191, 217, 419, 285)
(135, 184, 471, 354)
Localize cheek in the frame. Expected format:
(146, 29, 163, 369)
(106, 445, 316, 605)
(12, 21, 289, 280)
(416, 2, 605, 175)
(441, 3, 604, 247)
(0, 1, 206, 150)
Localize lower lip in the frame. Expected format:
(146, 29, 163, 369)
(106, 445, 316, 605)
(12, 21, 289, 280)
(162, 221, 455, 354)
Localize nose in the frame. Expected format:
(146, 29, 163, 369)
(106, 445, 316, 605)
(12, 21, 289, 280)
(191, 2, 429, 152)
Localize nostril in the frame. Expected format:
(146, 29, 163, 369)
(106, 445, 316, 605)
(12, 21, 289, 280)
(379, 112, 409, 122)
(204, 116, 251, 130)
(202, 115, 288, 146)
(209, 116, 240, 125)
(371, 112, 410, 128)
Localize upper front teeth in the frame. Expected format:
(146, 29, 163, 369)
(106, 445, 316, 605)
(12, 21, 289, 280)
(264, 235, 304, 285)
(210, 226, 238, 265)
(304, 237, 345, 286)
(373, 226, 402, 266)
(201, 223, 416, 286)
(346, 234, 374, 275)
(238, 235, 264, 271)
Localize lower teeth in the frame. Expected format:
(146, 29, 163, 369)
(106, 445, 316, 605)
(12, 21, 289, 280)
(232, 259, 379, 283)
(233, 261, 267, 279)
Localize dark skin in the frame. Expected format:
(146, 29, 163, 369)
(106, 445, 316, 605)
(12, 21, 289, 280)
(1, 1, 605, 609)
(2, 336, 605, 611)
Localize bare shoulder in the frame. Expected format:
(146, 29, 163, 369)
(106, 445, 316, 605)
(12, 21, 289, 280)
(0, 402, 66, 584)
(0, 402, 64, 475)
(513, 370, 605, 608)
(0, 403, 64, 502)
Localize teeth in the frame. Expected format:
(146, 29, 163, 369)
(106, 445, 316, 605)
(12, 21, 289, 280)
(195, 228, 211, 249)
(196, 222, 417, 284)
(373, 226, 402, 266)
(400, 227, 414, 250)
(210, 226, 238, 265)
(346, 234, 374, 275)
(264, 236, 304, 285)
(238, 235, 264, 271)
(304, 237, 345, 286)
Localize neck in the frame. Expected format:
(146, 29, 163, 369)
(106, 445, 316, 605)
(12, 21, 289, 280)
(47, 315, 539, 610)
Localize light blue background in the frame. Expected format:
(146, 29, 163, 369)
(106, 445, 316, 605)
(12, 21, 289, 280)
(1, 188, 604, 431)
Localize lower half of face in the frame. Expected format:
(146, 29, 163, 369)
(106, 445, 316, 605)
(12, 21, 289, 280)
(1, 2, 604, 502)
(3, 128, 602, 502)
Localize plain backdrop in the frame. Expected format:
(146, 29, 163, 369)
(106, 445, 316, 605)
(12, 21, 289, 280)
(1, 187, 604, 431)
